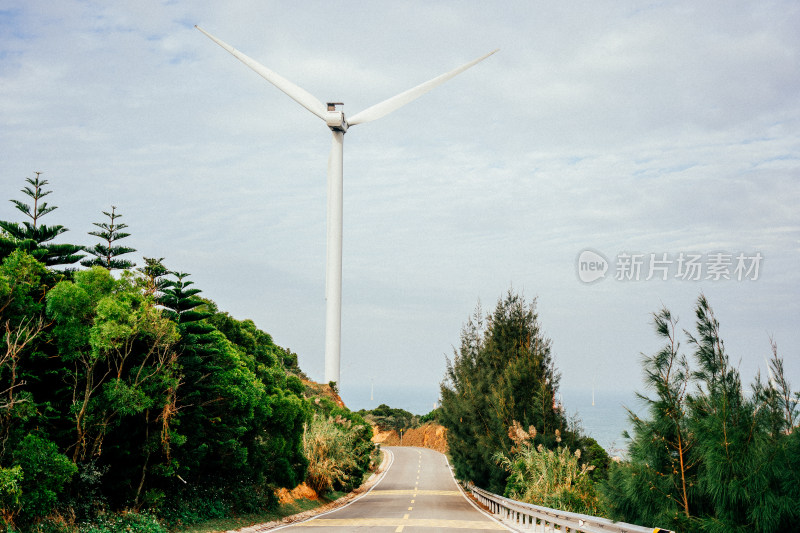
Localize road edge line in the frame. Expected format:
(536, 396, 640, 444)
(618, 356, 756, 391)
(445, 455, 516, 532)
(265, 447, 395, 531)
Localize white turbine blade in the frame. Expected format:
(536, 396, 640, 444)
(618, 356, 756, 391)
(347, 49, 498, 126)
(196, 26, 328, 121)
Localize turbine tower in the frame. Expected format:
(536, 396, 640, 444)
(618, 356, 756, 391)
(196, 26, 497, 386)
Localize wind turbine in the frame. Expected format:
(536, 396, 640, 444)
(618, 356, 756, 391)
(196, 26, 497, 386)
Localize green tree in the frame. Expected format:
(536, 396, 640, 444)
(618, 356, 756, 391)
(0, 179, 338, 528)
(0, 173, 84, 267)
(0, 251, 50, 460)
(440, 290, 570, 493)
(601, 307, 696, 531)
(45, 267, 181, 511)
(81, 206, 136, 270)
(602, 295, 800, 532)
(137, 257, 170, 297)
(157, 272, 310, 517)
(358, 403, 419, 433)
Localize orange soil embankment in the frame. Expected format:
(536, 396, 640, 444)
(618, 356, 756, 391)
(301, 379, 345, 408)
(276, 482, 318, 504)
(371, 422, 448, 454)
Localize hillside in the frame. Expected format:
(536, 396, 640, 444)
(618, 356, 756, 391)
(371, 422, 448, 454)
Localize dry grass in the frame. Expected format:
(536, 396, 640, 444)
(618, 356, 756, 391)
(494, 422, 600, 515)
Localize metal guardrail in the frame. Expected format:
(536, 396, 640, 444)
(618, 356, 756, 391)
(466, 482, 673, 533)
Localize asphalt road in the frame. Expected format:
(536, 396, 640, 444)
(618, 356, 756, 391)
(276, 446, 510, 532)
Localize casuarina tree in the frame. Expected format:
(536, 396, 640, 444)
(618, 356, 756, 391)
(602, 295, 800, 532)
(440, 289, 571, 493)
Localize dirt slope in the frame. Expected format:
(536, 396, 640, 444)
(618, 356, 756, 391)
(371, 422, 448, 454)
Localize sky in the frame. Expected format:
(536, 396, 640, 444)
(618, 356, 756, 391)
(1, 1, 798, 417)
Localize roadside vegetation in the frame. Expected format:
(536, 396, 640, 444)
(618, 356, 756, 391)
(303, 402, 378, 495)
(357, 404, 420, 434)
(358, 404, 447, 452)
(494, 422, 600, 515)
(601, 295, 799, 532)
(0, 174, 376, 532)
(439, 290, 609, 495)
(441, 289, 799, 532)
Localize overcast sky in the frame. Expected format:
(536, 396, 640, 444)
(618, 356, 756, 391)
(2, 1, 798, 415)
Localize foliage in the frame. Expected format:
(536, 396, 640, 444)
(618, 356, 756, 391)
(419, 407, 441, 424)
(0, 172, 84, 267)
(494, 421, 599, 514)
(439, 290, 575, 493)
(81, 206, 135, 270)
(80, 512, 166, 533)
(358, 403, 419, 433)
(601, 295, 800, 532)
(302, 412, 375, 495)
(153, 274, 310, 521)
(136, 258, 169, 297)
(0, 172, 321, 530)
(45, 266, 180, 500)
(0, 465, 23, 525)
(11, 434, 77, 525)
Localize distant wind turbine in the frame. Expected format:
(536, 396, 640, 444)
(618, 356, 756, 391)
(196, 26, 497, 386)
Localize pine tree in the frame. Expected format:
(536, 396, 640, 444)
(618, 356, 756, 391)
(160, 272, 215, 330)
(81, 206, 135, 270)
(686, 295, 766, 530)
(136, 257, 170, 297)
(601, 308, 697, 531)
(602, 295, 800, 532)
(440, 289, 569, 493)
(160, 272, 310, 497)
(0, 172, 84, 266)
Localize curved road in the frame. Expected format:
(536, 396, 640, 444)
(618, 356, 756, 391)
(277, 446, 510, 532)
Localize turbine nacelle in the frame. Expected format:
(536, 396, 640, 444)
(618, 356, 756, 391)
(325, 102, 348, 132)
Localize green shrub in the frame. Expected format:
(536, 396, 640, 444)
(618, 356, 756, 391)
(25, 515, 73, 533)
(12, 434, 77, 524)
(157, 487, 232, 529)
(67, 461, 108, 522)
(0, 465, 23, 525)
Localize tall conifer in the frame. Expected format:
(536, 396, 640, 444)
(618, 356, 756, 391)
(0, 172, 84, 266)
(81, 206, 135, 270)
(440, 290, 569, 492)
(602, 295, 800, 532)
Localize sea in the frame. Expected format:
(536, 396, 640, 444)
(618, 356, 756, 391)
(341, 384, 641, 457)
(559, 387, 640, 458)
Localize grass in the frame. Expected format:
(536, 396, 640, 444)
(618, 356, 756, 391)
(172, 492, 346, 533)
